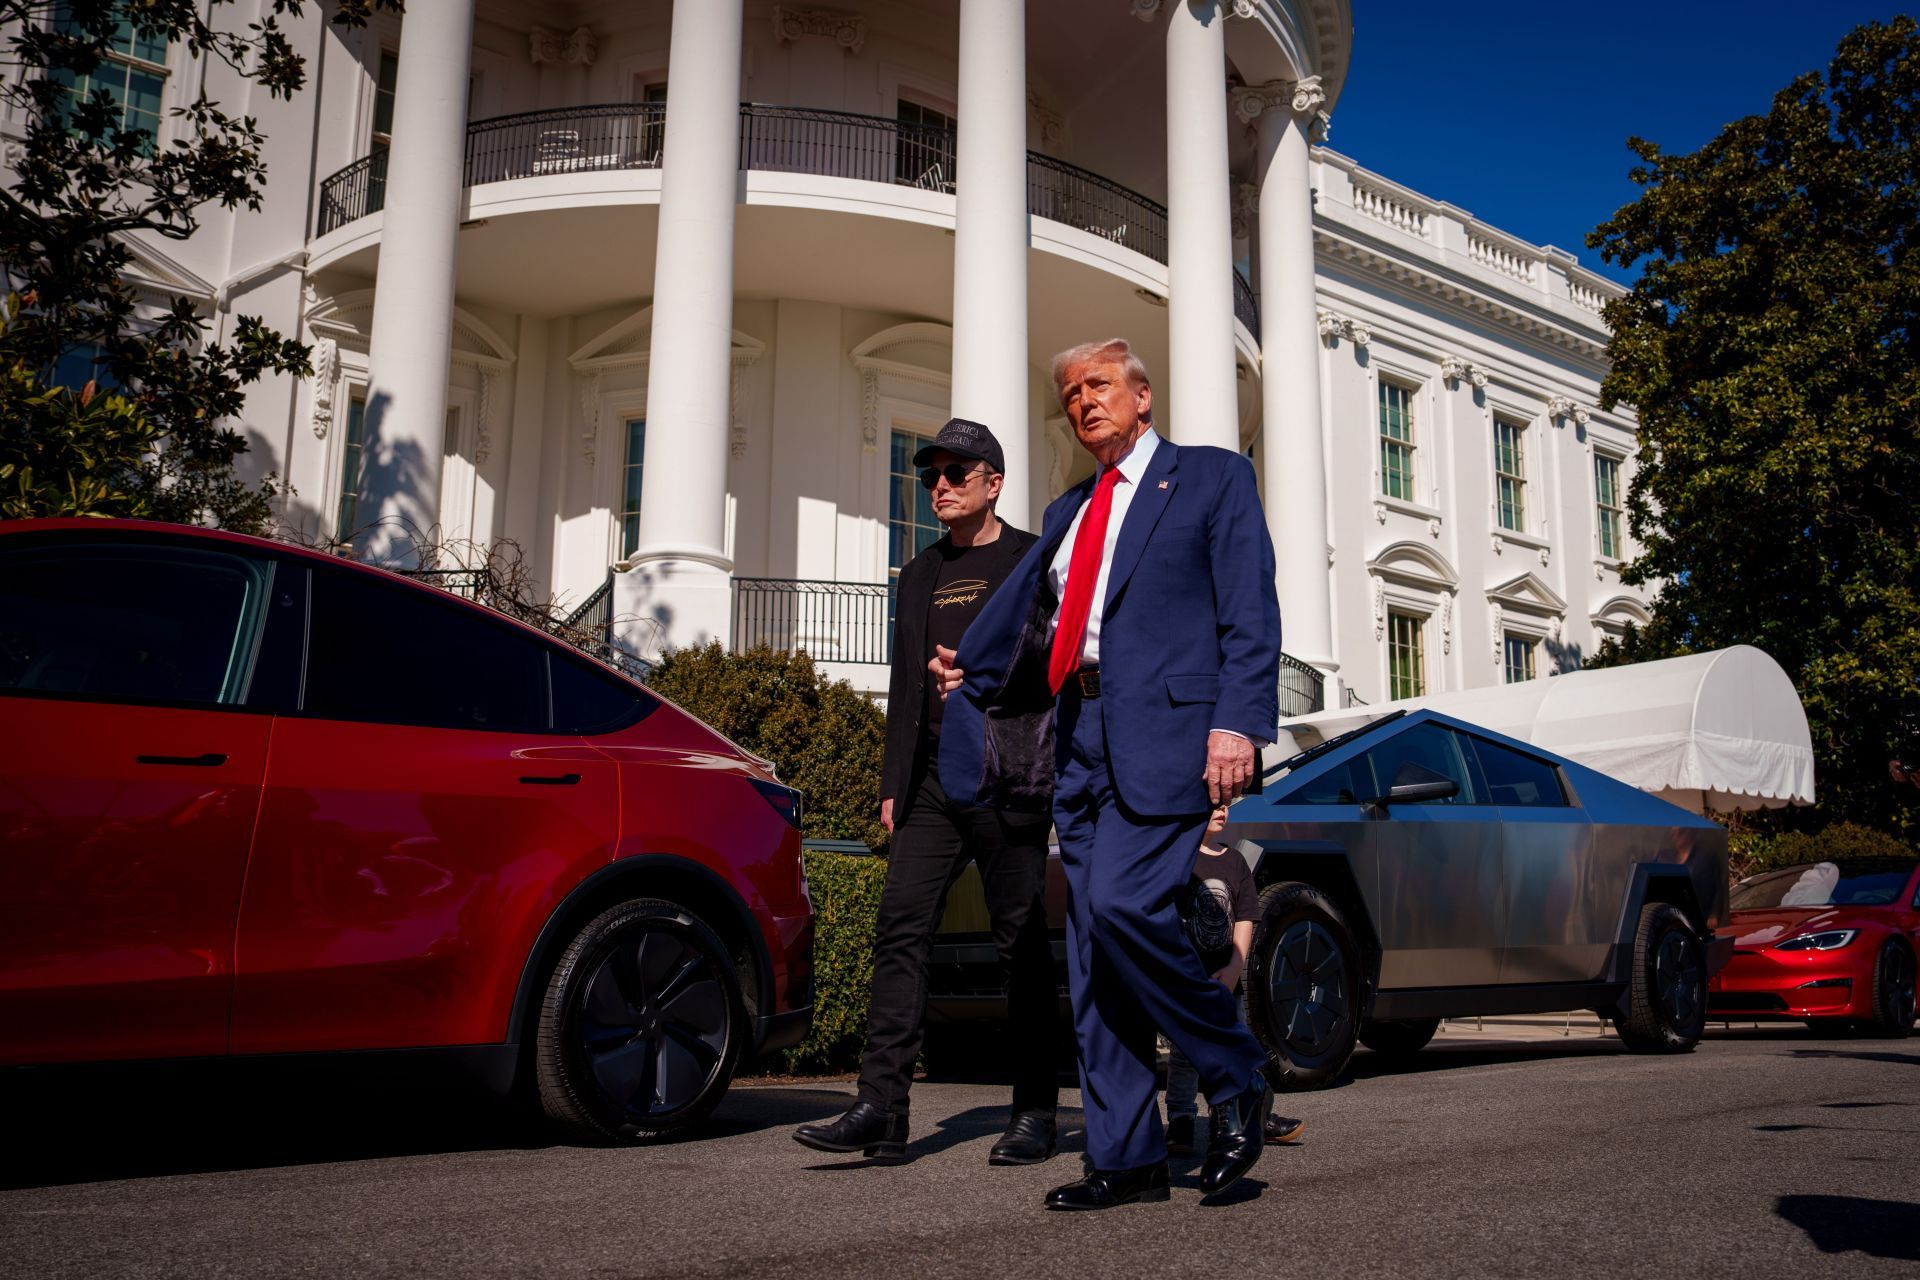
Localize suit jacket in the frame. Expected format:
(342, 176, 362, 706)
(937, 439, 1280, 818)
(880, 523, 1041, 821)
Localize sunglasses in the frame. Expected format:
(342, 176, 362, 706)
(919, 462, 987, 490)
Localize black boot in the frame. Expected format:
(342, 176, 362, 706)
(1199, 1072, 1273, 1197)
(793, 1102, 908, 1161)
(1043, 1162, 1170, 1211)
(988, 1111, 1057, 1165)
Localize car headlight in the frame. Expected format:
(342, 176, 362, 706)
(1774, 929, 1857, 951)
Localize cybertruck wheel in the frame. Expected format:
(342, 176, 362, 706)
(1613, 903, 1706, 1053)
(1358, 1017, 1441, 1060)
(1862, 939, 1917, 1038)
(536, 899, 744, 1143)
(1247, 881, 1361, 1090)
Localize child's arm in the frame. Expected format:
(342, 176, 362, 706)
(1212, 920, 1254, 989)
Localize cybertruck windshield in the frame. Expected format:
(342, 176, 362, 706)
(1260, 710, 1407, 791)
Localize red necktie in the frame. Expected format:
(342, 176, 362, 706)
(1048, 466, 1124, 694)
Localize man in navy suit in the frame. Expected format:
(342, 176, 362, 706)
(933, 338, 1281, 1210)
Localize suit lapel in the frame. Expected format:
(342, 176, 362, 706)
(1102, 440, 1178, 617)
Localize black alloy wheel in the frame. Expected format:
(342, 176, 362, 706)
(1864, 938, 1918, 1038)
(1246, 881, 1362, 1090)
(1614, 902, 1707, 1053)
(536, 899, 743, 1142)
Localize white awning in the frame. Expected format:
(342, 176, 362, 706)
(1283, 646, 1815, 814)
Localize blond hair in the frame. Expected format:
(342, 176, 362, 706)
(1049, 339, 1153, 420)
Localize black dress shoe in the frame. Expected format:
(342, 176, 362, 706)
(989, 1111, 1057, 1165)
(1043, 1162, 1170, 1211)
(1165, 1114, 1197, 1156)
(793, 1102, 908, 1161)
(1200, 1072, 1273, 1197)
(1265, 1114, 1306, 1144)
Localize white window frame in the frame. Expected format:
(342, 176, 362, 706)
(45, 8, 180, 154)
(1368, 355, 1443, 522)
(1592, 445, 1628, 565)
(1385, 607, 1428, 701)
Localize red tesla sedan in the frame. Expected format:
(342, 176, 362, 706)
(1708, 857, 1919, 1036)
(0, 519, 812, 1140)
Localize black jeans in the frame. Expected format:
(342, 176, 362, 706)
(856, 768, 1058, 1119)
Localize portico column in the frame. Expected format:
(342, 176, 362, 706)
(624, 0, 743, 656)
(358, 0, 475, 563)
(951, 0, 1029, 521)
(1239, 77, 1336, 680)
(1163, 0, 1238, 448)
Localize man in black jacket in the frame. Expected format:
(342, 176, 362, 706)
(794, 418, 1059, 1165)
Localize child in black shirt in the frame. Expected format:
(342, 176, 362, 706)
(1166, 803, 1306, 1155)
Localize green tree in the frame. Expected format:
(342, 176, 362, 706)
(1586, 17, 1920, 836)
(0, 0, 398, 530)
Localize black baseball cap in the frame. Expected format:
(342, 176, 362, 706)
(912, 417, 1005, 474)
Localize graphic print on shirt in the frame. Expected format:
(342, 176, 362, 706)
(932, 579, 989, 612)
(1188, 876, 1235, 963)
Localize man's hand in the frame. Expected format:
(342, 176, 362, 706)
(929, 645, 964, 702)
(1211, 957, 1244, 991)
(1205, 730, 1254, 804)
(880, 797, 894, 833)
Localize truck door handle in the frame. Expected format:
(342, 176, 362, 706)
(519, 773, 582, 786)
(136, 752, 228, 767)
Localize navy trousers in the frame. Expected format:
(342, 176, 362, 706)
(1053, 687, 1269, 1171)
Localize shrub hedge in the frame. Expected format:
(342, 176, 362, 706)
(1729, 821, 1915, 882)
(782, 849, 889, 1073)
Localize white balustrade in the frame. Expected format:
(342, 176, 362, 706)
(1468, 231, 1537, 284)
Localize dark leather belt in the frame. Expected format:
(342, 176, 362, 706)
(1072, 665, 1101, 698)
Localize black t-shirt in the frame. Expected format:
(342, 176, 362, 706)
(1180, 844, 1259, 973)
(921, 534, 1022, 744)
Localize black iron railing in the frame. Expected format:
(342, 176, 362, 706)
(1233, 268, 1260, 342)
(563, 573, 614, 639)
(732, 578, 893, 665)
(1278, 651, 1325, 719)
(317, 147, 390, 238)
(738, 103, 957, 188)
(1343, 687, 1369, 708)
(1027, 151, 1168, 263)
(401, 566, 500, 604)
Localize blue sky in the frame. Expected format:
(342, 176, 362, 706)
(1328, 2, 1912, 283)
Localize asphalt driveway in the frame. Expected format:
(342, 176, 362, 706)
(2, 1029, 1915, 1278)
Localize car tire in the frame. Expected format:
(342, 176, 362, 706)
(1861, 938, 1917, 1039)
(1358, 1017, 1441, 1059)
(535, 898, 744, 1143)
(1613, 902, 1706, 1053)
(1246, 881, 1362, 1091)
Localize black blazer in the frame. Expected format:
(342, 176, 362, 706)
(880, 522, 1041, 820)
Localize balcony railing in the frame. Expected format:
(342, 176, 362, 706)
(1232, 268, 1259, 343)
(314, 104, 1220, 305)
(1278, 651, 1325, 719)
(732, 577, 894, 666)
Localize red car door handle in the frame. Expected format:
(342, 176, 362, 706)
(519, 773, 582, 786)
(135, 753, 228, 767)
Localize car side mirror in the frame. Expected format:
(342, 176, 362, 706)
(1363, 778, 1459, 812)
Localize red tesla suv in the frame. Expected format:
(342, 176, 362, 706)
(0, 519, 813, 1140)
(1708, 857, 1918, 1036)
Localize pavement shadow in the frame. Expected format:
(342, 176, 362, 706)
(798, 1103, 1090, 1170)
(0, 1059, 553, 1191)
(1785, 1049, 1920, 1069)
(700, 1085, 870, 1140)
(1344, 1039, 1619, 1084)
(1776, 1195, 1920, 1261)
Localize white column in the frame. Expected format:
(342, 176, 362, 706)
(622, 0, 743, 657)
(1164, 0, 1238, 449)
(358, 0, 475, 563)
(1242, 77, 1336, 679)
(950, 0, 1030, 521)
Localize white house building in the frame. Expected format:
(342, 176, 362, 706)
(6, 0, 1652, 712)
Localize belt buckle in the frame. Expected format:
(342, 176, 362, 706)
(1076, 667, 1101, 698)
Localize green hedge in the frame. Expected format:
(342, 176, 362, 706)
(1729, 821, 1915, 882)
(783, 849, 888, 1073)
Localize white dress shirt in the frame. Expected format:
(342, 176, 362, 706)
(1047, 427, 1160, 664)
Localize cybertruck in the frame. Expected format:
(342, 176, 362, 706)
(1230, 709, 1731, 1088)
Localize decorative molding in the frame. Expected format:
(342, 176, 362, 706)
(1489, 603, 1504, 664)
(849, 321, 953, 456)
(1230, 76, 1329, 137)
(1548, 395, 1590, 426)
(1231, 181, 1259, 241)
(1440, 355, 1488, 389)
(1129, 0, 1164, 21)
(1372, 500, 1387, 525)
(577, 370, 604, 467)
(859, 369, 881, 454)
(1428, 517, 1442, 540)
(1318, 311, 1370, 348)
(1372, 578, 1386, 640)
(308, 337, 337, 439)
(728, 349, 765, 460)
(529, 26, 597, 67)
(773, 6, 866, 54)
(475, 369, 494, 466)
(1, 139, 24, 171)
(1439, 593, 1453, 655)
(1027, 89, 1063, 147)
